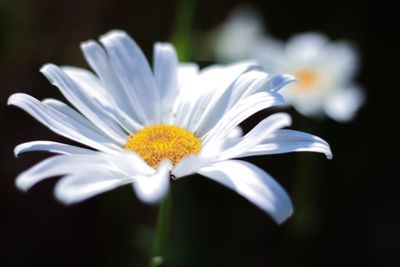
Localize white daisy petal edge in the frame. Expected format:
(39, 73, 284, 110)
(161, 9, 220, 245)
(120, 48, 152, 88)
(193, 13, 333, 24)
(14, 141, 96, 157)
(15, 154, 108, 192)
(55, 169, 134, 205)
(9, 30, 332, 223)
(198, 160, 293, 224)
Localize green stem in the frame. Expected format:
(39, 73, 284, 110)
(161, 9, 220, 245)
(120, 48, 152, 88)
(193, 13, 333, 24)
(149, 191, 172, 267)
(171, 0, 197, 61)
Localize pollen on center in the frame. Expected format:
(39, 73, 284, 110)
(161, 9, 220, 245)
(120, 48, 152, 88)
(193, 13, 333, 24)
(125, 125, 202, 168)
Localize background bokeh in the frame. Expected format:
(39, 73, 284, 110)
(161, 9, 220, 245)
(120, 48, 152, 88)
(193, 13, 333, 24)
(1, 0, 399, 266)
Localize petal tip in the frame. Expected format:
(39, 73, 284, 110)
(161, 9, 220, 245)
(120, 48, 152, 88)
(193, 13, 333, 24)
(39, 63, 58, 76)
(54, 184, 77, 206)
(99, 29, 128, 43)
(15, 177, 30, 192)
(80, 39, 96, 49)
(275, 208, 294, 224)
(13, 147, 20, 158)
(7, 94, 18, 106)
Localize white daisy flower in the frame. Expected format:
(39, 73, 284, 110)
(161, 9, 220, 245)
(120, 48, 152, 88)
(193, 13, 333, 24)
(8, 30, 331, 224)
(214, 7, 365, 122)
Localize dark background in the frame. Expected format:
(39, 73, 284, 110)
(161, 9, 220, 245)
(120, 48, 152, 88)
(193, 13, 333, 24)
(1, 0, 399, 266)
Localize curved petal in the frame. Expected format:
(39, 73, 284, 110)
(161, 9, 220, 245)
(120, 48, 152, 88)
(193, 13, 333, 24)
(219, 113, 292, 160)
(61, 67, 137, 133)
(190, 69, 271, 136)
(55, 169, 133, 205)
(202, 91, 285, 145)
(15, 154, 108, 191)
(266, 74, 298, 93)
(172, 154, 212, 178)
(227, 126, 243, 139)
(61, 66, 110, 107)
(132, 160, 172, 204)
(100, 30, 160, 125)
(172, 139, 223, 178)
(42, 98, 98, 128)
(153, 43, 179, 123)
(239, 129, 332, 159)
(194, 70, 297, 136)
(100, 151, 170, 203)
(43, 98, 132, 139)
(40, 64, 127, 143)
(14, 141, 95, 157)
(105, 151, 155, 177)
(198, 160, 293, 224)
(174, 61, 256, 129)
(80, 40, 142, 132)
(8, 93, 121, 153)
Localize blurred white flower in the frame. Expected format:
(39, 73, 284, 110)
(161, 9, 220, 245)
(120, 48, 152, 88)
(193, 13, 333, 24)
(9, 30, 331, 223)
(214, 7, 365, 122)
(214, 6, 264, 62)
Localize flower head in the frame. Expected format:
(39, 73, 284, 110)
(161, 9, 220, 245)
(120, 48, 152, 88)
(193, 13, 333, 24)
(9, 30, 331, 223)
(214, 7, 365, 122)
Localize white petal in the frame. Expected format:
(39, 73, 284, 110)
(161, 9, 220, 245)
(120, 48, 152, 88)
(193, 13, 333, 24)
(219, 113, 292, 160)
(239, 129, 332, 159)
(171, 150, 221, 179)
(15, 154, 107, 191)
(105, 151, 155, 177)
(40, 64, 127, 143)
(8, 93, 121, 153)
(61, 66, 110, 108)
(190, 70, 269, 136)
(174, 61, 256, 129)
(177, 63, 199, 90)
(14, 141, 95, 157)
(324, 86, 365, 122)
(55, 169, 133, 205)
(42, 98, 104, 132)
(153, 43, 179, 123)
(196, 70, 297, 136)
(172, 155, 211, 178)
(80, 40, 142, 132)
(172, 140, 223, 178)
(100, 30, 160, 124)
(266, 74, 298, 93)
(88, 151, 170, 203)
(221, 127, 244, 152)
(227, 126, 243, 139)
(132, 161, 172, 204)
(194, 72, 296, 137)
(61, 67, 136, 133)
(202, 91, 285, 145)
(198, 160, 293, 224)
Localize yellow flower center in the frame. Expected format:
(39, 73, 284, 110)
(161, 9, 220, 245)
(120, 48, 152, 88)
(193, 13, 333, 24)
(294, 69, 317, 89)
(125, 125, 202, 168)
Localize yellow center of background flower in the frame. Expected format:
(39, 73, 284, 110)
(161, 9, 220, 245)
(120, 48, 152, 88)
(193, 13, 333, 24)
(294, 69, 317, 88)
(125, 125, 201, 168)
